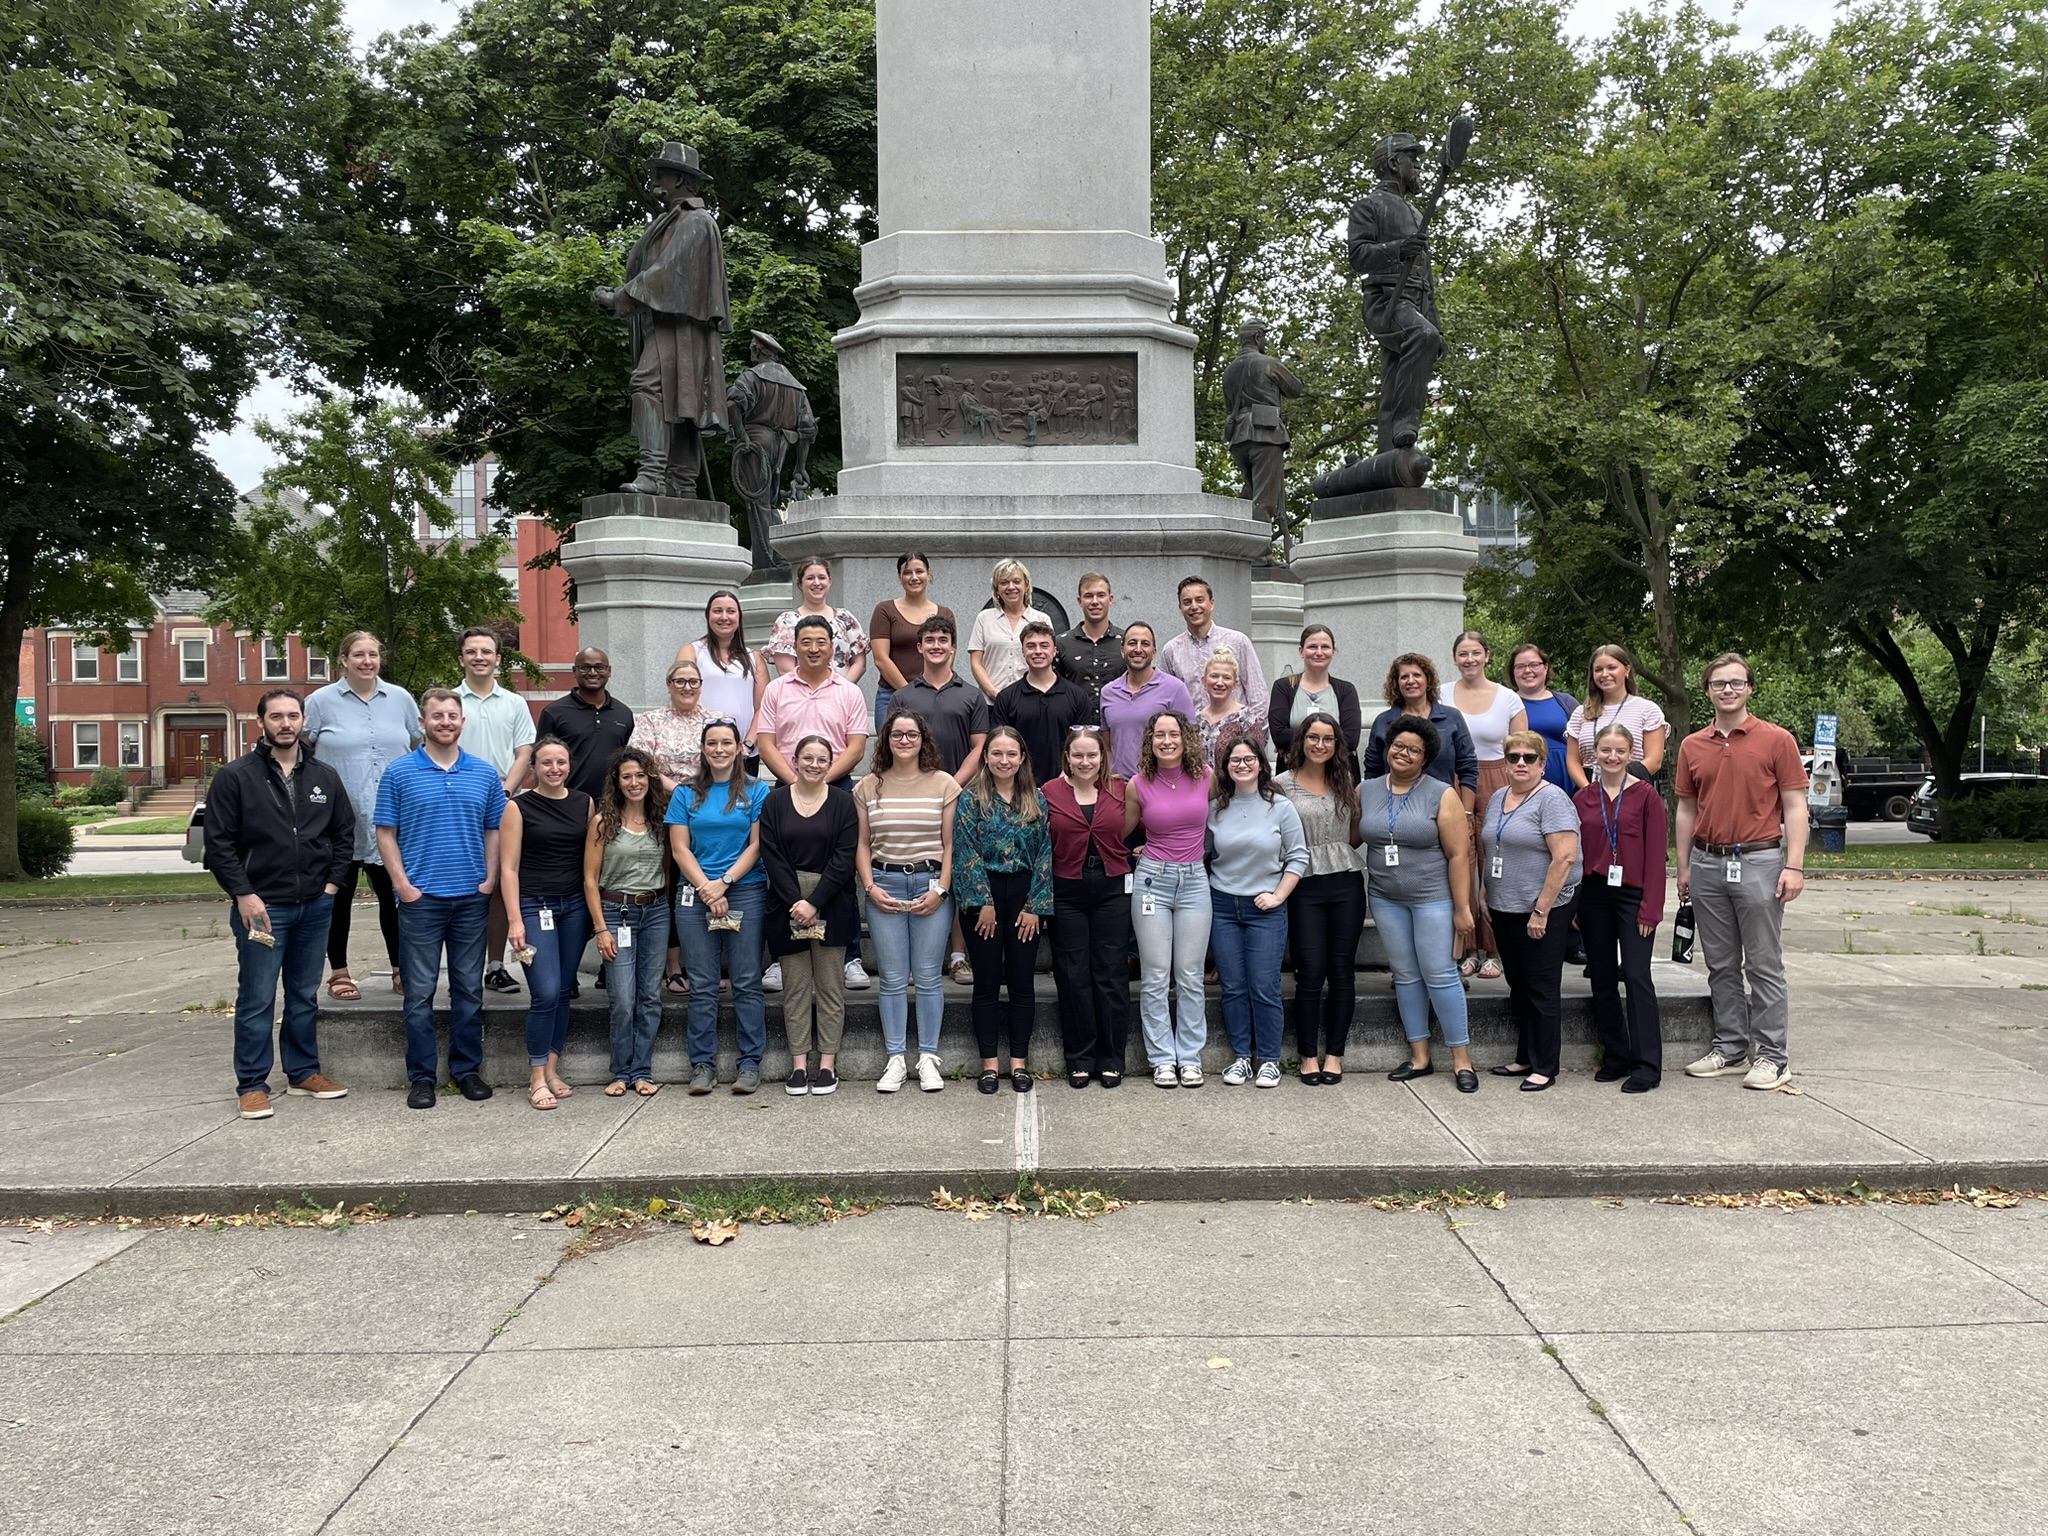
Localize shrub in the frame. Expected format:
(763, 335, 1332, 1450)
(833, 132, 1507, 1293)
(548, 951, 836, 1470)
(14, 725, 49, 800)
(53, 783, 88, 807)
(15, 803, 76, 878)
(1943, 785, 2048, 843)
(84, 763, 129, 805)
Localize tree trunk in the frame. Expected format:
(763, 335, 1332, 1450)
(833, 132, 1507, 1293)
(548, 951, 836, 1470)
(0, 524, 39, 881)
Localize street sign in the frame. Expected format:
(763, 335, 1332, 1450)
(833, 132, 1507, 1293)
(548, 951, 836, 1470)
(13, 696, 33, 727)
(1814, 713, 1838, 749)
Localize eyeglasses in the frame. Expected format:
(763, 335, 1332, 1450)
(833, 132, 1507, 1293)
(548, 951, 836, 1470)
(1707, 679, 1751, 692)
(1505, 751, 1542, 765)
(1386, 742, 1424, 758)
(889, 730, 922, 741)
(668, 678, 702, 688)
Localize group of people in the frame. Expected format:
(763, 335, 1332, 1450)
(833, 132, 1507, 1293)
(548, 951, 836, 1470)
(202, 558, 1809, 1119)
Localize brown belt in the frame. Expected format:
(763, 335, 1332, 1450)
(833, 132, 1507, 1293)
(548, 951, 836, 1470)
(598, 888, 663, 906)
(1692, 837, 1781, 857)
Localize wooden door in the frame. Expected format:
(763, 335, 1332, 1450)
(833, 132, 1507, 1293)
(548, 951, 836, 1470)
(169, 729, 217, 783)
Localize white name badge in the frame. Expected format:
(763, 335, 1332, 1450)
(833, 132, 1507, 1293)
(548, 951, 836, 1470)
(1725, 858, 1743, 883)
(1607, 865, 1624, 888)
(1489, 855, 1504, 880)
(1123, 874, 1133, 894)
(1140, 890, 1156, 916)
(538, 907, 555, 930)
(1381, 844, 1399, 867)
(678, 886, 694, 906)
(616, 924, 633, 949)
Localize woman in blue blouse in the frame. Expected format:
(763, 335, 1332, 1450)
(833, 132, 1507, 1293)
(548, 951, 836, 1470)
(667, 721, 772, 1094)
(954, 725, 1053, 1093)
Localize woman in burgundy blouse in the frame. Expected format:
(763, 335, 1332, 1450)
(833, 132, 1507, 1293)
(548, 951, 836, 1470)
(1043, 726, 1132, 1088)
(1573, 723, 1669, 1091)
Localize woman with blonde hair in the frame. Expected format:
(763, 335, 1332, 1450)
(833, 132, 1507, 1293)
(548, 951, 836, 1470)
(1565, 644, 1667, 788)
(1195, 647, 1265, 762)
(954, 725, 1053, 1093)
(967, 557, 1050, 699)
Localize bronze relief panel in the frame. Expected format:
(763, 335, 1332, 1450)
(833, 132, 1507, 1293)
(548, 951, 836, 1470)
(896, 353, 1138, 447)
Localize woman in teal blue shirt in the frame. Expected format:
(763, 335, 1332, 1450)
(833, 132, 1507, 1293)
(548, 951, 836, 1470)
(954, 726, 1053, 1093)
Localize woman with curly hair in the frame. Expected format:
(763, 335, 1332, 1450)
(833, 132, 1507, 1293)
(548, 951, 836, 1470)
(1123, 709, 1214, 1089)
(583, 746, 672, 1098)
(1278, 713, 1365, 1084)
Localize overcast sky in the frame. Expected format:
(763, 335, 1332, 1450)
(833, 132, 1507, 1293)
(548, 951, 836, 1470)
(202, 0, 1848, 490)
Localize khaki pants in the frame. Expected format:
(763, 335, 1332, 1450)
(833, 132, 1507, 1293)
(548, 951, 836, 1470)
(782, 872, 846, 1056)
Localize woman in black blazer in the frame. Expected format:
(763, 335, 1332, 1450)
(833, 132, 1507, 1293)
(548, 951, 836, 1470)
(759, 734, 862, 1096)
(1267, 624, 1362, 761)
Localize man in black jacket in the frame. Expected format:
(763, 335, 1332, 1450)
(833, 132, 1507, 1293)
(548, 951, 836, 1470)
(204, 689, 358, 1119)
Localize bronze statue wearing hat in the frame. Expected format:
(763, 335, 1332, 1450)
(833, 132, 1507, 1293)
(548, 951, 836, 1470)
(593, 142, 731, 499)
(1220, 317, 1303, 563)
(727, 330, 817, 573)
(1346, 132, 1444, 454)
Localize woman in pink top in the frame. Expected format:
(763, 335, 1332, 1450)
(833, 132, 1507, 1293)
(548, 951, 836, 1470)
(1122, 709, 1214, 1088)
(1565, 644, 1668, 787)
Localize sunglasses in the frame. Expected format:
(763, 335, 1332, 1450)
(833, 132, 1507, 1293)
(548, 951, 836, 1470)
(1505, 751, 1542, 765)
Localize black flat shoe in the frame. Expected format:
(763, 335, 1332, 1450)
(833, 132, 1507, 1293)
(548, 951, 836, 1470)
(1455, 1069, 1479, 1093)
(1519, 1075, 1554, 1093)
(977, 1070, 1000, 1095)
(1010, 1068, 1035, 1093)
(1299, 1069, 1324, 1086)
(1322, 1070, 1344, 1087)
(457, 1073, 492, 1102)
(1387, 1061, 1434, 1081)
(1067, 1070, 1091, 1090)
(1621, 1073, 1659, 1094)
(406, 1080, 436, 1110)
(1098, 1070, 1122, 1089)
(1489, 1063, 1533, 1078)
(1594, 1064, 1629, 1083)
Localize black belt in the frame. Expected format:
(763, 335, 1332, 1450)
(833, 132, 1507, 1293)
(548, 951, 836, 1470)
(1692, 837, 1781, 856)
(875, 860, 939, 874)
(598, 888, 663, 906)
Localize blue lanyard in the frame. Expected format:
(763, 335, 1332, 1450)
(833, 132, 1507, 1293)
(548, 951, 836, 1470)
(1386, 785, 1416, 843)
(1600, 783, 1623, 865)
(1491, 788, 1536, 847)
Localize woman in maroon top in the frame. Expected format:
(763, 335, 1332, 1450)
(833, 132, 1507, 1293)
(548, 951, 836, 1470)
(1043, 726, 1132, 1088)
(1574, 723, 1669, 1091)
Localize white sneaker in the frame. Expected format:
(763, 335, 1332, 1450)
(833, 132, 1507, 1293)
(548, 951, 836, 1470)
(1222, 1056, 1253, 1086)
(1743, 1058, 1790, 1091)
(843, 958, 871, 990)
(917, 1052, 945, 1092)
(761, 961, 783, 992)
(1254, 1061, 1282, 1089)
(1152, 1064, 1179, 1089)
(877, 1054, 907, 1093)
(1178, 1063, 1204, 1089)
(1684, 1049, 1749, 1078)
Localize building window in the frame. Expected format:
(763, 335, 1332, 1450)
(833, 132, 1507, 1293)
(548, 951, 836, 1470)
(74, 722, 102, 768)
(119, 722, 143, 767)
(307, 650, 329, 681)
(438, 463, 479, 540)
(180, 638, 207, 683)
(116, 639, 141, 681)
(72, 643, 99, 682)
(262, 639, 289, 680)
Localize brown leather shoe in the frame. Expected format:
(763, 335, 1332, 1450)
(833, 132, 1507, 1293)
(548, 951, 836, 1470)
(238, 1089, 274, 1119)
(286, 1073, 348, 1099)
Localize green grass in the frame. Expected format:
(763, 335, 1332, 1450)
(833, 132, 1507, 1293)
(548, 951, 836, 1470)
(0, 872, 219, 902)
(87, 816, 189, 836)
(1807, 842, 2048, 870)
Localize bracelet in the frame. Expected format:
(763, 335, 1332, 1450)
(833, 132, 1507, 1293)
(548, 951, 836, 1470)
(1785, 866, 1804, 873)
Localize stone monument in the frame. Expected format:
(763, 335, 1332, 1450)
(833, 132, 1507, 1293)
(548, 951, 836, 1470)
(775, 0, 1269, 657)
(562, 140, 751, 710)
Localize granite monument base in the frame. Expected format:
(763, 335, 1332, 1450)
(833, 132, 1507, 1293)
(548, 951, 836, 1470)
(1294, 487, 1479, 681)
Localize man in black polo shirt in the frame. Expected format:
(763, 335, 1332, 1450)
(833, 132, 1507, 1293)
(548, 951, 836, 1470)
(1055, 571, 1123, 705)
(537, 648, 635, 801)
(895, 615, 989, 782)
(996, 621, 1098, 784)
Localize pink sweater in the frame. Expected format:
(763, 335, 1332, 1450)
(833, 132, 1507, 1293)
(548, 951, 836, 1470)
(1131, 767, 1212, 864)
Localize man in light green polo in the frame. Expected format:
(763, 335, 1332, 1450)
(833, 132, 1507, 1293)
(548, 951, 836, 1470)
(457, 627, 537, 992)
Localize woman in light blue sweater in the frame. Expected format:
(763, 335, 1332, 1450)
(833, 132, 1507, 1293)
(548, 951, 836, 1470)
(1207, 732, 1309, 1088)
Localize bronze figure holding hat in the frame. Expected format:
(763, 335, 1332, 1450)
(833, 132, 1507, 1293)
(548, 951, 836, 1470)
(727, 330, 817, 574)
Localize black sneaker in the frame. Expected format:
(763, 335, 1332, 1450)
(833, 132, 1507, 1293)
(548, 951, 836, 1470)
(785, 1067, 811, 1097)
(595, 969, 607, 991)
(484, 966, 520, 994)
(457, 1074, 493, 1102)
(810, 1067, 839, 1096)
(406, 1080, 437, 1110)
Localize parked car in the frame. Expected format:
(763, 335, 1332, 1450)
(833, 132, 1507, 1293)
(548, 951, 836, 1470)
(1907, 773, 2046, 837)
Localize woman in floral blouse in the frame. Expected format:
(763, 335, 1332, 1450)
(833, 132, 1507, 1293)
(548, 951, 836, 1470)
(953, 725, 1054, 1094)
(629, 655, 711, 995)
(768, 558, 870, 680)
(1195, 648, 1266, 763)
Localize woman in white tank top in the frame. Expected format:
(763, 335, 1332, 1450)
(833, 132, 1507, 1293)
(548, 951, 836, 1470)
(1440, 631, 1526, 979)
(679, 590, 766, 748)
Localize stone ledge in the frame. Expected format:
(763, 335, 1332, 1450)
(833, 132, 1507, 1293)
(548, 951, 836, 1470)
(578, 492, 731, 524)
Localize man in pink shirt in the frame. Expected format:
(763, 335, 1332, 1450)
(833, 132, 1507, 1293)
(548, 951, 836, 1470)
(756, 615, 869, 785)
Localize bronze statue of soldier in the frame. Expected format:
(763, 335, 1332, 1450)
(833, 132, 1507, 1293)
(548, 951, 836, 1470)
(727, 330, 817, 574)
(593, 141, 731, 500)
(1220, 317, 1303, 563)
(1347, 132, 1442, 455)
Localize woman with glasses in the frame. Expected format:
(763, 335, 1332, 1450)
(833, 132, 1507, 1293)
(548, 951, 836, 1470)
(584, 746, 671, 1097)
(667, 720, 771, 1094)
(760, 734, 861, 1097)
(679, 590, 765, 756)
(1044, 725, 1130, 1088)
(631, 653, 711, 997)
(1443, 630, 1526, 983)
(1364, 716, 1479, 1091)
(1278, 713, 1365, 1084)
(954, 725, 1054, 1094)
(868, 551, 952, 733)
(768, 557, 870, 680)
(1123, 709, 1214, 1089)
(1209, 732, 1309, 1089)
(1480, 730, 1584, 1091)
(1565, 644, 1667, 788)
(855, 708, 961, 1094)
(500, 736, 593, 1111)
(1267, 624, 1361, 763)
(1575, 723, 1667, 1091)
(1508, 643, 1580, 793)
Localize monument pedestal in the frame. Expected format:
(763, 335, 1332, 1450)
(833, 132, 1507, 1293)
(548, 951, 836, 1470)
(1249, 576, 1306, 688)
(1294, 488, 1479, 676)
(558, 498, 750, 710)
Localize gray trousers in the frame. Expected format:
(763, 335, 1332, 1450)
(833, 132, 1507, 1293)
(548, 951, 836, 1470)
(1689, 848, 1790, 1066)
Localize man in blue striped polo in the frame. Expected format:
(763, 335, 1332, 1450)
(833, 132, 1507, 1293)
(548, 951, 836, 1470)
(374, 687, 508, 1109)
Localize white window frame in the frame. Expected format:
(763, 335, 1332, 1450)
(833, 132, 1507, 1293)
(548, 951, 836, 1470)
(71, 642, 99, 682)
(118, 721, 143, 768)
(74, 722, 102, 768)
(261, 638, 289, 680)
(180, 637, 208, 683)
(307, 649, 329, 681)
(116, 638, 141, 682)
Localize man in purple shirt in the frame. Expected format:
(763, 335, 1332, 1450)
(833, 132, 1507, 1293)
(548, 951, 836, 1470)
(1099, 622, 1196, 779)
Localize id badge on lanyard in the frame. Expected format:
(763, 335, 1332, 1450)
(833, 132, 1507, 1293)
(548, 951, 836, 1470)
(1381, 844, 1399, 868)
(1607, 864, 1623, 888)
(1489, 855, 1504, 880)
(538, 906, 555, 931)
(1725, 857, 1743, 884)
(616, 923, 633, 949)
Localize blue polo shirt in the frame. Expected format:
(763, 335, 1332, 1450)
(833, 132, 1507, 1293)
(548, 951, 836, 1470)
(372, 747, 507, 898)
(665, 777, 771, 886)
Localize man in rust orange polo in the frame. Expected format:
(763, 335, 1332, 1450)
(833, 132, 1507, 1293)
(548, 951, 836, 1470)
(1674, 652, 1809, 1091)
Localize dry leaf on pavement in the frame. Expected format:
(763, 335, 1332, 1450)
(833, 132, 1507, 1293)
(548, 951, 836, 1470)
(690, 1218, 739, 1246)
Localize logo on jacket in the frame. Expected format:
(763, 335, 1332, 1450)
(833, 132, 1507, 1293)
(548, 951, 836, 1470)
(309, 786, 329, 804)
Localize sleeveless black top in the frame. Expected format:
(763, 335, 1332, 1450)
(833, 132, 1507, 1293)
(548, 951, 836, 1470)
(516, 789, 592, 897)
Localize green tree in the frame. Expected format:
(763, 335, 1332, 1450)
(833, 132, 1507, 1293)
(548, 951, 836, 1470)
(204, 398, 533, 696)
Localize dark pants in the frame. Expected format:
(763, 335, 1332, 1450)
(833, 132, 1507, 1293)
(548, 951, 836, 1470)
(328, 859, 400, 973)
(962, 869, 1040, 1061)
(1053, 867, 1131, 1074)
(1579, 881, 1662, 1082)
(1491, 895, 1578, 1079)
(1289, 871, 1365, 1060)
(518, 892, 590, 1067)
(229, 894, 334, 1093)
(397, 892, 488, 1084)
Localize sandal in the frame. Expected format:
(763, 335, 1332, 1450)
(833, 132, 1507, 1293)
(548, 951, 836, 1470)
(947, 956, 973, 984)
(326, 971, 361, 1002)
(634, 1079, 662, 1097)
(1457, 954, 1479, 978)
(528, 1083, 558, 1111)
(604, 1079, 628, 1097)
(665, 972, 689, 996)
(545, 1073, 574, 1100)
(1067, 1069, 1091, 1090)
(1476, 957, 1504, 980)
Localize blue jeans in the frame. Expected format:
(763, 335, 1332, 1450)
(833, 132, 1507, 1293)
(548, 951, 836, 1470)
(397, 892, 488, 1084)
(873, 685, 895, 733)
(603, 899, 669, 1083)
(675, 881, 768, 1069)
(229, 894, 335, 1093)
(518, 892, 590, 1067)
(1210, 890, 1289, 1063)
(868, 866, 952, 1057)
(1374, 896, 1470, 1047)
(1131, 857, 1212, 1068)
